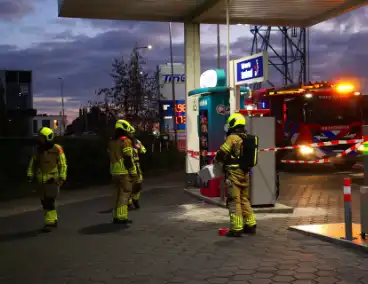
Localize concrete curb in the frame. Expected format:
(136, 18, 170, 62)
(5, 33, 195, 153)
(184, 187, 294, 214)
(289, 224, 368, 254)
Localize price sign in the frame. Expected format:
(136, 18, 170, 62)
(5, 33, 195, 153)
(176, 115, 186, 124)
(175, 104, 186, 113)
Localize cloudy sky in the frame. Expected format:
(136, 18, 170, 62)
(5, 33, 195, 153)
(0, 0, 367, 122)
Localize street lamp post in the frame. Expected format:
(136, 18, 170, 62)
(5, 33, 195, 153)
(132, 44, 152, 127)
(217, 24, 221, 69)
(58, 77, 65, 135)
(168, 22, 178, 146)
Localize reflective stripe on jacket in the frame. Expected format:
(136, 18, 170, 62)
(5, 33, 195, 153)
(108, 136, 137, 175)
(27, 144, 67, 183)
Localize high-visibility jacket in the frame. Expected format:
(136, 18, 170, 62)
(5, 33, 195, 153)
(27, 144, 67, 183)
(215, 133, 247, 186)
(133, 139, 146, 163)
(108, 136, 137, 176)
(217, 134, 245, 168)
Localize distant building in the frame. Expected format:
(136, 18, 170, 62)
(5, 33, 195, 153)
(0, 70, 36, 137)
(33, 114, 67, 136)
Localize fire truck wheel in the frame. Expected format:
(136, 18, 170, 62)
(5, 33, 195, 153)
(334, 162, 356, 171)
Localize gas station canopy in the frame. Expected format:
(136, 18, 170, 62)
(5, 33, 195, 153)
(58, 0, 366, 27)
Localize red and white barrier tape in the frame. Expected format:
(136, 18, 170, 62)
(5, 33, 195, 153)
(280, 142, 362, 164)
(187, 138, 365, 158)
(260, 139, 364, 152)
(187, 150, 216, 158)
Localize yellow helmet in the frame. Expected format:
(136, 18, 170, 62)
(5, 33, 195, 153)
(130, 126, 136, 134)
(115, 119, 132, 132)
(39, 127, 54, 141)
(227, 113, 246, 129)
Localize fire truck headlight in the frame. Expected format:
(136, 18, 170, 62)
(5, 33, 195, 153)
(305, 93, 313, 99)
(358, 144, 364, 152)
(299, 146, 314, 155)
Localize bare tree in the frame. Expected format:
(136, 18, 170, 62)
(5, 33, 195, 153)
(97, 47, 160, 132)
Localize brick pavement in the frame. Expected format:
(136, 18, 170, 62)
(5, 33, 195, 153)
(0, 171, 184, 218)
(0, 171, 367, 284)
(277, 172, 363, 226)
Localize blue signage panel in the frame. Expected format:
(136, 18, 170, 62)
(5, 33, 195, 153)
(159, 100, 186, 131)
(234, 52, 268, 85)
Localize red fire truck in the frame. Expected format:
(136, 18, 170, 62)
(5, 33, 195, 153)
(248, 81, 365, 170)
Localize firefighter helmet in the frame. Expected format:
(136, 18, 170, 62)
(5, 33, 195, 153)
(39, 127, 54, 142)
(227, 113, 246, 129)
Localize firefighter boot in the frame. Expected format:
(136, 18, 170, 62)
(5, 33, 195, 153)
(128, 198, 135, 211)
(226, 230, 243, 237)
(113, 205, 133, 224)
(132, 192, 141, 209)
(243, 214, 257, 234)
(41, 199, 58, 232)
(43, 210, 58, 232)
(228, 214, 243, 237)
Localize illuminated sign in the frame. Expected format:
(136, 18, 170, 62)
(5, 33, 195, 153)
(200, 69, 226, 88)
(216, 104, 230, 115)
(199, 100, 208, 107)
(175, 103, 186, 113)
(176, 115, 186, 124)
(163, 74, 185, 84)
(234, 52, 268, 85)
(160, 100, 186, 130)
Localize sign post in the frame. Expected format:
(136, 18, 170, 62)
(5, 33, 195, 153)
(362, 125, 368, 239)
(364, 125, 368, 186)
(229, 52, 268, 114)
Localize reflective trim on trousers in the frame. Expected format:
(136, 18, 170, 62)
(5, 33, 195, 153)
(230, 213, 243, 231)
(115, 205, 128, 220)
(244, 213, 256, 227)
(44, 209, 57, 225)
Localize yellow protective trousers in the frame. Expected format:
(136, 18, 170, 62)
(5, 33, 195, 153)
(130, 163, 143, 202)
(112, 174, 132, 220)
(226, 169, 256, 231)
(38, 181, 60, 225)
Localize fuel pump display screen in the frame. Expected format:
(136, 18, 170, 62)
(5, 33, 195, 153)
(199, 110, 209, 168)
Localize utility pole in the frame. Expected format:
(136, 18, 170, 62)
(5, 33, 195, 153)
(217, 24, 221, 69)
(58, 78, 65, 134)
(169, 22, 178, 146)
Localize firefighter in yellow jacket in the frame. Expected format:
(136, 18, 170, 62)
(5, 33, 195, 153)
(214, 113, 256, 237)
(128, 126, 146, 209)
(27, 127, 67, 232)
(108, 120, 137, 224)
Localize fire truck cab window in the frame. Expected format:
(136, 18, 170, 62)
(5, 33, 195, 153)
(269, 98, 283, 120)
(285, 98, 302, 122)
(303, 97, 361, 125)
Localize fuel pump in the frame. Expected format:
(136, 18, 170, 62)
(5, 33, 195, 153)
(188, 69, 250, 197)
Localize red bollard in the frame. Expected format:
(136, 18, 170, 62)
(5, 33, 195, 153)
(343, 178, 353, 241)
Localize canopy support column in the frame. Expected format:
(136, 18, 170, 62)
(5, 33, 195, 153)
(184, 22, 201, 187)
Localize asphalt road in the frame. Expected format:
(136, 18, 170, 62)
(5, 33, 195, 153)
(0, 170, 367, 284)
